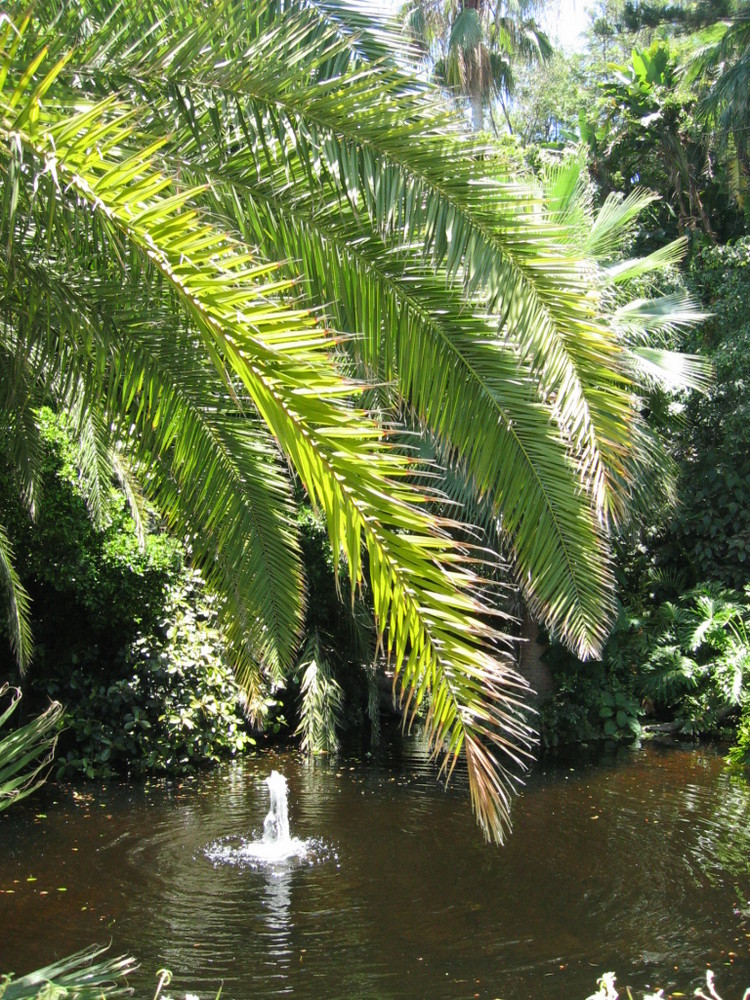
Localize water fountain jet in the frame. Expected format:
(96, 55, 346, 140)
(263, 770, 292, 846)
(205, 769, 317, 869)
(238, 769, 307, 865)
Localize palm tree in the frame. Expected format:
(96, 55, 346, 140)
(401, 0, 553, 131)
(0, 0, 703, 841)
(624, 0, 750, 207)
(690, 2, 750, 202)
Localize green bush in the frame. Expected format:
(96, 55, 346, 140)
(541, 582, 750, 751)
(612, 584, 750, 737)
(0, 408, 182, 679)
(653, 239, 750, 590)
(1, 409, 255, 779)
(48, 570, 255, 779)
(728, 707, 750, 767)
(538, 637, 643, 747)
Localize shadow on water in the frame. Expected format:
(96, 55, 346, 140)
(0, 736, 749, 1000)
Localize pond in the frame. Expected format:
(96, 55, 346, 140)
(1, 736, 749, 1000)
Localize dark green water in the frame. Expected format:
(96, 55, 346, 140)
(1, 737, 749, 1000)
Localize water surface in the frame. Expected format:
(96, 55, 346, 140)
(1, 737, 749, 1000)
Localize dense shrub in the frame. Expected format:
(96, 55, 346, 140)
(655, 239, 750, 590)
(1, 409, 255, 778)
(537, 631, 643, 747)
(47, 570, 255, 779)
(728, 709, 750, 767)
(542, 582, 750, 752)
(0, 408, 182, 681)
(617, 584, 749, 735)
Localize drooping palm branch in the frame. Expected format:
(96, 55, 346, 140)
(295, 630, 345, 754)
(686, 3, 750, 200)
(0, 6, 534, 840)
(0, 0, 703, 839)
(691, 5, 750, 124)
(61, 0, 629, 650)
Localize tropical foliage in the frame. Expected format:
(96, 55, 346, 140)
(619, 0, 750, 205)
(0, 0, 704, 839)
(596, 41, 715, 235)
(664, 238, 750, 587)
(0, 407, 183, 679)
(294, 630, 346, 754)
(612, 584, 750, 735)
(538, 643, 643, 747)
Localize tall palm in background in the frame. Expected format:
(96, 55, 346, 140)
(689, 1, 750, 202)
(401, 0, 553, 131)
(0, 0, 704, 840)
(634, 0, 750, 208)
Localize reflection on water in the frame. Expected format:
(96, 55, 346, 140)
(263, 868, 292, 934)
(0, 738, 748, 1000)
(691, 772, 750, 882)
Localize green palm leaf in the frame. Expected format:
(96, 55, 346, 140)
(0, 684, 61, 812)
(0, 524, 32, 671)
(67, 0, 630, 655)
(0, 0, 700, 838)
(0, 26, 535, 839)
(0, 944, 137, 1000)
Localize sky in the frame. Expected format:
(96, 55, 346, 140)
(542, 0, 597, 52)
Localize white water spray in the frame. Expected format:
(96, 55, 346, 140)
(262, 770, 292, 846)
(205, 770, 311, 867)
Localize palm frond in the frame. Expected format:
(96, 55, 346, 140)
(109, 449, 149, 549)
(55, 0, 638, 518)
(295, 631, 344, 754)
(605, 238, 689, 285)
(0, 684, 61, 811)
(626, 346, 713, 393)
(583, 189, 660, 261)
(0, 335, 45, 520)
(0, 26, 535, 839)
(613, 293, 710, 340)
(58, 396, 113, 532)
(0, 153, 306, 683)
(0, 524, 32, 671)
(117, 30, 635, 652)
(0, 944, 137, 1000)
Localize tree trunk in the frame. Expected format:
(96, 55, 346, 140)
(470, 89, 484, 132)
(516, 612, 554, 702)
